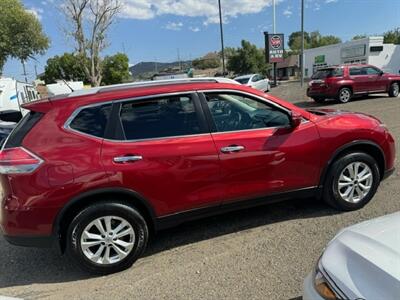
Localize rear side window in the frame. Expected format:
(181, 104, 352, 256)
(69, 104, 112, 138)
(312, 68, 342, 79)
(349, 67, 364, 76)
(119, 95, 201, 140)
(4, 111, 43, 148)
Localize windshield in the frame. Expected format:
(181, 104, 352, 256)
(311, 68, 342, 79)
(235, 77, 250, 84)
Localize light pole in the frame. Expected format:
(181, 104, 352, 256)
(300, 0, 305, 87)
(218, 0, 226, 76)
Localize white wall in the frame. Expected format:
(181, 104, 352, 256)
(369, 44, 400, 74)
(304, 36, 400, 77)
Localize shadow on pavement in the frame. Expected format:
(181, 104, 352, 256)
(0, 198, 340, 289)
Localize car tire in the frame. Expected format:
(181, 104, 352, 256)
(388, 82, 399, 97)
(66, 201, 149, 275)
(322, 152, 380, 211)
(312, 97, 325, 103)
(337, 87, 352, 103)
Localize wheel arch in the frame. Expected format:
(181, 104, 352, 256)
(318, 140, 386, 192)
(53, 187, 157, 253)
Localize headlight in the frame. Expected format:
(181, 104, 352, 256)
(314, 259, 340, 300)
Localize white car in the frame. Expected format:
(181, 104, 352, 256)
(303, 212, 400, 300)
(234, 74, 270, 92)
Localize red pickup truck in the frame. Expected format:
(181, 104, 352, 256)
(307, 64, 400, 103)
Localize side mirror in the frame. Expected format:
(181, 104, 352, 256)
(290, 112, 302, 128)
(379, 71, 384, 76)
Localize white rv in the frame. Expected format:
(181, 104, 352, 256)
(0, 77, 40, 122)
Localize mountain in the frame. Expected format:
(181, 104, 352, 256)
(129, 61, 192, 78)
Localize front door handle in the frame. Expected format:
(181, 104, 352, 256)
(220, 145, 245, 153)
(113, 155, 143, 163)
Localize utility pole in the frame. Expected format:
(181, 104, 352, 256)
(21, 60, 28, 83)
(272, 0, 277, 87)
(177, 48, 182, 71)
(301, 0, 305, 87)
(218, 0, 226, 77)
(34, 65, 38, 78)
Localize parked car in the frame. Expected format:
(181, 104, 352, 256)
(0, 121, 16, 146)
(303, 212, 400, 300)
(307, 64, 400, 103)
(0, 77, 40, 122)
(0, 77, 395, 274)
(234, 74, 271, 92)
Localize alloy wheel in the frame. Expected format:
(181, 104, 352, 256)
(80, 216, 135, 265)
(393, 84, 399, 97)
(339, 89, 351, 103)
(338, 162, 373, 203)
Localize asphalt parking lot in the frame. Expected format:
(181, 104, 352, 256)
(0, 82, 399, 300)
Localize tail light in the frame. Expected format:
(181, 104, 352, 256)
(0, 147, 43, 174)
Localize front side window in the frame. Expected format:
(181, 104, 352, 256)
(69, 104, 112, 138)
(120, 95, 201, 140)
(365, 67, 380, 75)
(205, 93, 290, 132)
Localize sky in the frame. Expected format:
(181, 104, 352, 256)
(3, 0, 400, 82)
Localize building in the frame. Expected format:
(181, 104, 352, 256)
(304, 36, 400, 78)
(275, 55, 300, 80)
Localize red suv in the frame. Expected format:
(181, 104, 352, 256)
(0, 78, 396, 274)
(307, 64, 400, 103)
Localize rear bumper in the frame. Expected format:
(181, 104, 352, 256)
(383, 167, 395, 180)
(2, 234, 55, 248)
(307, 88, 337, 98)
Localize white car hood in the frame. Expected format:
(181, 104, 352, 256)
(321, 212, 400, 300)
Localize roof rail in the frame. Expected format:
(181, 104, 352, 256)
(67, 77, 239, 98)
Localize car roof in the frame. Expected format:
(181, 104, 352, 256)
(234, 74, 256, 79)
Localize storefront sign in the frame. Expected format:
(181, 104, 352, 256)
(265, 33, 285, 63)
(314, 55, 325, 64)
(341, 45, 366, 59)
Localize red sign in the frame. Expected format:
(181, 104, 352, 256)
(265, 33, 285, 63)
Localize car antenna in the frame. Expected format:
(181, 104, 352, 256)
(59, 68, 75, 92)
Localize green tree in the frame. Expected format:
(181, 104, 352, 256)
(0, 0, 49, 75)
(288, 31, 310, 52)
(227, 40, 267, 75)
(352, 34, 367, 40)
(192, 52, 221, 70)
(288, 31, 341, 51)
(383, 28, 400, 44)
(42, 53, 88, 84)
(101, 53, 130, 85)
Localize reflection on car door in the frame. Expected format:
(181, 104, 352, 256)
(363, 67, 386, 92)
(200, 92, 321, 204)
(349, 67, 369, 94)
(101, 93, 222, 216)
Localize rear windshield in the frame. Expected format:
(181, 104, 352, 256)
(312, 68, 343, 79)
(3, 111, 43, 149)
(235, 77, 250, 84)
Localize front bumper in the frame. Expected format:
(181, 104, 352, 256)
(303, 273, 325, 300)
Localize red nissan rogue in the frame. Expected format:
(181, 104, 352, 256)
(0, 78, 396, 274)
(307, 64, 400, 103)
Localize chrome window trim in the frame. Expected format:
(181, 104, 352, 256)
(198, 89, 309, 134)
(63, 89, 304, 143)
(197, 89, 292, 114)
(64, 91, 204, 142)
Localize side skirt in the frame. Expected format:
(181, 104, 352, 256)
(155, 187, 318, 231)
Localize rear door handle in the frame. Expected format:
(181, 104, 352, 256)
(113, 156, 143, 163)
(220, 145, 245, 153)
